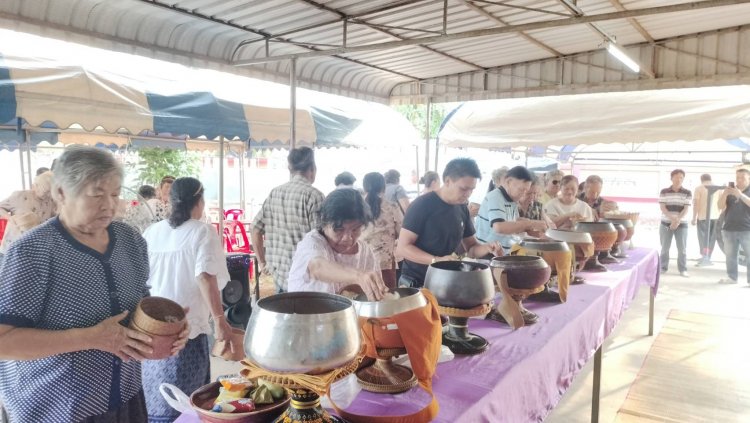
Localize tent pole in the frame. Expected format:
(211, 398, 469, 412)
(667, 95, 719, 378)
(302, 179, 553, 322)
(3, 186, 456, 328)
(415, 145, 420, 193)
(25, 130, 33, 187)
(17, 118, 26, 190)
(240, 143, 246, 214)
(424, 99, 431, 174)
(219, 135, 225, 238)
(434, 136, 439, 171)
(290, 58, 297, 149)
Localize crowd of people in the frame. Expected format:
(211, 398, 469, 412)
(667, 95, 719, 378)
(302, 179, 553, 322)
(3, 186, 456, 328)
(0, 144, 748, 422)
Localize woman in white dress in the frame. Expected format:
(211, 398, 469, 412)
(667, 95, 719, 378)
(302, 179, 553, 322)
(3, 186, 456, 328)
(544, 175, 595, 229)
(141, 177, 232, 422)
(288, 188, 389, 301)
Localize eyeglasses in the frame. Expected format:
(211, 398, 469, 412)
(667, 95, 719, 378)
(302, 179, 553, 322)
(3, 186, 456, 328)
(551, 180, 560, 185)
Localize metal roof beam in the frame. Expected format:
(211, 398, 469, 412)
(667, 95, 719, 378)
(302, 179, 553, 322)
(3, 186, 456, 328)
(138, 0, 419, 80)
(470, 0, 574, 17)
(462, 0, 563, 57)
(290, 0, 486, 71)
(236, 0, 750, 65)
(606, 0, 656, 43)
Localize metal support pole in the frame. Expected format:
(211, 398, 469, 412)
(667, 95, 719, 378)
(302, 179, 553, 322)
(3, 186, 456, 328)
(290, 58, 297, 149)
(414, 145, 420, 193)
(424, 100, 431, 175)
(649, 290, 655, 336)
(591, 346, 602, 423)
(25, 130, 33, 187)
(219, 135, 225, 237)
(17, 118, 26, 190)
(434, 136, 440, 171)
(239, 143, 246, 214)
(442, 0, 448, 34)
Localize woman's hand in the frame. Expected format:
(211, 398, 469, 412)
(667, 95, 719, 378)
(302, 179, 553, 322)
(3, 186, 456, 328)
(359, 271, 389, 301)
(170, 307, 191, 356)
(91, 311, 153, 362)
(211, 315, 234, 356)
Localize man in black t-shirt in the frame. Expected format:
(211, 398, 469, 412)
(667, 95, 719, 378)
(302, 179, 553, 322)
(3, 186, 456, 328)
(395, 158, 503, 288)
(717, 168, 750, 284)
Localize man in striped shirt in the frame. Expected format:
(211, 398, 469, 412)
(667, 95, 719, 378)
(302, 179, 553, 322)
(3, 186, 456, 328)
(659, 169, 692, 277)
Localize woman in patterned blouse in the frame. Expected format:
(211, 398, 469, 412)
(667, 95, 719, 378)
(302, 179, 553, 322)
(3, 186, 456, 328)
(0, 147, 188, 423)
(0, 171, 56, 257)
(361, 172, 404, 290)
(147, 176, 174, 223)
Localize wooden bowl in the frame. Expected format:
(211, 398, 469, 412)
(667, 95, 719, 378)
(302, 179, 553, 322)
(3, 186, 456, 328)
(190, 381, 290, 423)
(129, 297, 186, 360)
(131, 297, 186, 336)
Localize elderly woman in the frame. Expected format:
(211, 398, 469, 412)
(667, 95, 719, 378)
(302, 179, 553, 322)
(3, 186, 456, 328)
(419, 171, 441, 195)
(288, 188, 388, 301)
(141, 177, 231, 422)
(540, 170, 565, 205)
(361, 172, 403, 290)
(544, 175, 595, 229)
(147, 175, 174, 223)
(0, 171, 56, 259)
(0, 146, 188, 422)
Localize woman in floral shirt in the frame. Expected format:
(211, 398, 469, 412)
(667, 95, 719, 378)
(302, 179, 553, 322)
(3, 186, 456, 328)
(147, 176, 174, 223)
(0, 171, 56, 256)
(361, 172, 403, 290)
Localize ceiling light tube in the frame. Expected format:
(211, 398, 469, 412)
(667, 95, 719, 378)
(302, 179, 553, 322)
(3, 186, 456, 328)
(606, 41, 640, 73)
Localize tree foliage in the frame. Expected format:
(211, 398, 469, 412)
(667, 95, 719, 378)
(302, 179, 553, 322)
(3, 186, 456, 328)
(393, 103, 448, 139)
(133, 148, 200, 188)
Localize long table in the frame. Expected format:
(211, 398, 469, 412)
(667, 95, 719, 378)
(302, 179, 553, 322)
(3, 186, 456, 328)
(177, 247, 659, 423)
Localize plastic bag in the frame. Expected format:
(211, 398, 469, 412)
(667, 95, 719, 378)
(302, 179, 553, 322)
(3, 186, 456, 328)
(392, 345, 455, 369)
(159, 383, 197, 416)
(320, 373, 361, 409)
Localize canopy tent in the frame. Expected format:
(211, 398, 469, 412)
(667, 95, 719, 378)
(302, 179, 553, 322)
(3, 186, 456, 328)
(437, 85, 750, 149)
(0, 50, 316, 149)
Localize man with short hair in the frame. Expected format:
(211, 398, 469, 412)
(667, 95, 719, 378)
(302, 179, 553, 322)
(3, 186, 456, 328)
(396, 158, 503, 288)
(579, 175, 618, 220)
(658, 169, 691, 277)
(717, 168, 750, 285)
(475, 166, 548, 253)
(251, 147, 325, 293)
(692, 173, 721, 267)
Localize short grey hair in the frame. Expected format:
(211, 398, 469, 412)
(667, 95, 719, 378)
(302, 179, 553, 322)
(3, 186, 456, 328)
(545, 170, 564, 183)
(585, 174, 603, 185)
(52, 146, 123, 200)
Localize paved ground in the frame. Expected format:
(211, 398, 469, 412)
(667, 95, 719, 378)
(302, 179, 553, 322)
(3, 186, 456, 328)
(546, 250, 749, 423)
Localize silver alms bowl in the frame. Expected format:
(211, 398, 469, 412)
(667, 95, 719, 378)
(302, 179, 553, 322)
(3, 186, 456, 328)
(351, 287, 427, 318)
(244, 292, 361, 374)
(424, 261, 495, 308)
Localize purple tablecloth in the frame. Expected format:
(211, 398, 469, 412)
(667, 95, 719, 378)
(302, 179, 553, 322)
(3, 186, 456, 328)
(176, 247, 659, 423)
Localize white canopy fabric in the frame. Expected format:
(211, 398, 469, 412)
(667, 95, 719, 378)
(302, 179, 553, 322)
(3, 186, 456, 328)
(438, 85, 750, 148)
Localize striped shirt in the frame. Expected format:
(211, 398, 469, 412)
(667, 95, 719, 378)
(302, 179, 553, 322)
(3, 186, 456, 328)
(253, 174, 325, 291)
(476, 187, 520, 251)
(659, 186, 692, 224)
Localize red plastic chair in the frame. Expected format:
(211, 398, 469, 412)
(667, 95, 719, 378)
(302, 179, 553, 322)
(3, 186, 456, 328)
(0, 218, 7, 244)
(224, 220, 253, 254)
(224, 209, 244, 221)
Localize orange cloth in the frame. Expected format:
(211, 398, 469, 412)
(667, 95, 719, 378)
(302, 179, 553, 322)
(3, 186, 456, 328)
(511, 245, 572, 302)
(334, 289, 442, 423)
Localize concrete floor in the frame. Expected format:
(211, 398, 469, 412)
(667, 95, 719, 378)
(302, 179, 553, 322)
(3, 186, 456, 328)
(546, 252, 749, 422)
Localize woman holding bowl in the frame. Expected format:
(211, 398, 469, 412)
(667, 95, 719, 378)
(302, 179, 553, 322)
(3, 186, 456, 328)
(0, 146, 188, 423)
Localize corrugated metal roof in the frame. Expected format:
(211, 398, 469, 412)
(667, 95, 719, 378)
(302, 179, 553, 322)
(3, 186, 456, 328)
(0, 0, 749, 102)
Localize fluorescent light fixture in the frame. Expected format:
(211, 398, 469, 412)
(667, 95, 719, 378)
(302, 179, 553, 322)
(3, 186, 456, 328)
(605, 41, 640, 73)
